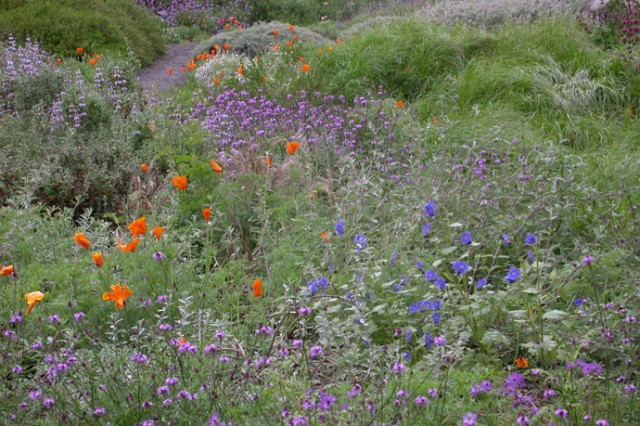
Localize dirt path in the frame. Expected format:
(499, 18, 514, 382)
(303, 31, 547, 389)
(137, 41, 198, 95)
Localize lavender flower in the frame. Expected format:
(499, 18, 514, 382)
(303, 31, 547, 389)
(424, 201, 437, 217)
(335, 220, 345, 236)
(309, 345, 324, 359)
(505, 267, 521, 284)
(460, 231, 473, 245)
(354, 234, 367, 251)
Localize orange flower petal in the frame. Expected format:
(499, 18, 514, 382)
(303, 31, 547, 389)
(171, 176, 188, 190)
(210, 160, 222, 173)
(253, 279, 263, 298)
(153, 226, 164, 240)
(286, 141, 300, 156)
(73, 232, 91, 249)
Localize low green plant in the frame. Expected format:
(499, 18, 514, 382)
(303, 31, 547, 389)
(0, 0, 165, 66)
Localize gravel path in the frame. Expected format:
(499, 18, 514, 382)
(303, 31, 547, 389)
(137, 41, 198, 95)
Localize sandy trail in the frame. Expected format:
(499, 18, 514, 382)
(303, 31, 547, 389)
(137, 41, 198, 95)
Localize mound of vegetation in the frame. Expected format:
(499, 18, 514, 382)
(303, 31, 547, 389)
(0, 0, 165, 66)
(193, 21, 329, 58)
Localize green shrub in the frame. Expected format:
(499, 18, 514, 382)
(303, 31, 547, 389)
(193, 21, 328, 57)
(0, 0, 165, 66)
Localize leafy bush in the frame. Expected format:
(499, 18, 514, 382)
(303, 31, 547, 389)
(193, 21, 328, 58)
(0, 0, 165, 66)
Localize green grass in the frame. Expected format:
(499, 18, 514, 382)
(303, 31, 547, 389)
(0, 0, 165, 66)
(1, 3, 640, 425)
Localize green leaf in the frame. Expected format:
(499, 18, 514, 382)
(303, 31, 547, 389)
(542, 310, 568, 320)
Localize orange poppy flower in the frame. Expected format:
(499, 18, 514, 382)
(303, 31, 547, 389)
(213, 44, 220, 52)
(102, 284, 132, 309)
(213, 77, 220, 85)
(289, 24, 294, 31)
(293, 36, 299, 42)
(253, 279, 263, 298)
(92, 253, 103, 268)
(24, 291, 45, 315)
(73, 232, 91, 249)
(237, 65, 244, 76)
(328, 46, 333, 52)
(299, 56, 304, 62)
(0, 265, 15, 276)
(223, 43, 230, 51)
(210, 160, 222, 173)
(202, 208, 212, 222)
(320, 231, 331, 243)
(301, 64, 310, 73)
(433, 117, 439, 126)
(318, 48, 323, 55)
(89, 58, 96, 66)
(153, 226, 164, 240)
(179, 337, 187, 345)
(172, 176, 188, 190)
(56, 58, 63, 64)
(128, 216, 147, 237)
(272, 29, 279, 36)
(181, 67, 187, 73)
(336, 38, 342, 44)
(515, 357, 529, 368)
(238, 25, 243, 30)
(286, 41, 293, 47)
(76, 47, 84, 55)
(117, 238, 140, 253)
(140, 163, 148, 173)
(286, 141, 300, 155)
(168, 68, 173, 77)
(396, 100, 403, 108)
(196, 54, 203, 61)
(272, 44, 280, 51)
(188, 60, 196, 71)
(266, 156, 272, 167)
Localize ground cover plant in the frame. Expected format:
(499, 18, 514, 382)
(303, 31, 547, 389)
(0, 0, 165, 66)
(1, 0, 639, 424)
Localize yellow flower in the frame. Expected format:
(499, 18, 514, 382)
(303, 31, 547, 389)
(24, 291, 45, 315)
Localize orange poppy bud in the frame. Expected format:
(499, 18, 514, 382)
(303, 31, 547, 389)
(117, 238, 140, 253)
(237, 65, 244, 76)
(56, 58, 63, 64)
(202, 208, 212, 222)
(286, 141, 300, 156)
(213, 77, 220, 85)
(336, 38, 342, 44)
(289, 24, 294, 31)
(301, 64, 310, 73)
(318, 48, 323, 55)
(171, 176, 188, 190)
(73, 232, 91, 249)
(262, 76, 268, 82)
(102, 284, 132, 309)
(128, 217, 147, 237)
(181, 67, 187, 73)
(24, 291, 45, 315)
(76, 47, 84, 55)
(179, 337, 187, 345)
(168, 68, 173, 77)
(223, 43, 230, 51)
(225, 23, 230, 29)
(272, 29, 279, 36)
(286, 41, 292, 47)
(293, 36, 299, 42)
(328, 46, 333, 52)
(213, 44, 220, 52)
(396, 100, 403, 108)
(92, 253, 103, 268)
(272, 44, 280, 51)
(89, 58, 96, 66)
(433, 117, 439, 126)
(515, 357, 529, 368)
(153, 226, 164, 240)
(405, 65, 410, 71)
(266, 156, 272, 167)
(320, 231, 331, 243)
(299, 56, 304, 62)
(0, 265, 15, 276)
(210, 160, 222, 173)
(253, 279, 263, 298)
(140, 163, 148, 173)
